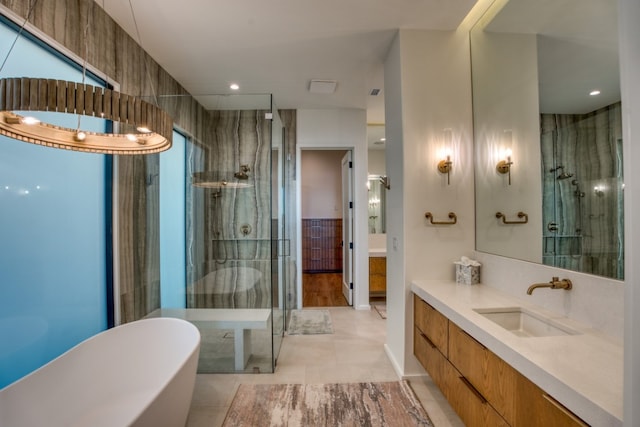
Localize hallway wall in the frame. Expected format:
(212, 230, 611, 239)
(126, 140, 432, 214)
(296, 109, 369, 310)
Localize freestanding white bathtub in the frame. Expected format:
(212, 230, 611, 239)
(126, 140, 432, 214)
(0, 317, 201, 427)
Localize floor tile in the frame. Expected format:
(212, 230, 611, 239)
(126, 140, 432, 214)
(187, 305, 462, 427)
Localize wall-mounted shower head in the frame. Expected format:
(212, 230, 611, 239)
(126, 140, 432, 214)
(550, 165, 573, 180)
(234, 164, 250, 180)
(557, 171, 574, 180)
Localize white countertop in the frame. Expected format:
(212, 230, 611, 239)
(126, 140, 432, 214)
(369, 248, 386, 257)
(411, 280, 622, 427)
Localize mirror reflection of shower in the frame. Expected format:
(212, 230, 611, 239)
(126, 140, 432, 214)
(367, 175, 386, 234)
(541, 103, 624, 279)
(210, 189, 227, 264)
(551, 166, 583, 253)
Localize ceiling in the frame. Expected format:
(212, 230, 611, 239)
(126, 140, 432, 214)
(96, 0, 478, 125)
(485, 0, 620, 114)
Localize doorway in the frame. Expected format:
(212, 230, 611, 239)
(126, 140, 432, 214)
(300, 149, 353, 307)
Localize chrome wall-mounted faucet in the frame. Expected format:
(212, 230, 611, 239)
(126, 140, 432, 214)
(526, 277, 573, 295)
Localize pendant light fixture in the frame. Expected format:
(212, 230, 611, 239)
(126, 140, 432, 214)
(0, 0, 173, 155)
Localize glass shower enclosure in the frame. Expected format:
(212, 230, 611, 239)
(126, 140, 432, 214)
(185, 94, 293, 373)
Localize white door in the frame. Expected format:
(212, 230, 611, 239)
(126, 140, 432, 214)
(341, 151, 354, 306)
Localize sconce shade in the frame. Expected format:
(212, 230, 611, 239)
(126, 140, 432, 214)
(0, 77, 173, 154)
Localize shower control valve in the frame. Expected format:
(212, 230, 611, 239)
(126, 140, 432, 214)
(240, 224, 252, 235)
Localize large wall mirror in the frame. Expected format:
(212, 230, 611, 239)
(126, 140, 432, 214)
(471, 0, 623, 279)
(368, 124, 387, 235)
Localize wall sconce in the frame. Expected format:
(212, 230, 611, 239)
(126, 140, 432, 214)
(437, 129, 453, 185)
(496, 148, 513, 184)
(496, 130, 513, 185)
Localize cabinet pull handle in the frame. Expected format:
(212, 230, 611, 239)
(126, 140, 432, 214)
(542, 394, 588, 426)
(419, 332, 437, 349)
(459, 376, 487, 404)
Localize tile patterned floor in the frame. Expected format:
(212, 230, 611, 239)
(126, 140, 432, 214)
(186, 307, 464, 427)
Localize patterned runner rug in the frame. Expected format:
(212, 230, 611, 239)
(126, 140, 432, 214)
(287, 309, 333, 335)
(222, 381, 433, 427)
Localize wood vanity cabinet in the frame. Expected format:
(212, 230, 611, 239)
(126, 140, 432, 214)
(369, 257, 386, 294)
(413, 295, 589, 427)
(414, 295, 448, 356)
(413, 295, 508, 427)
(515, 374, 589, 427)
(448, 322, 518, 424)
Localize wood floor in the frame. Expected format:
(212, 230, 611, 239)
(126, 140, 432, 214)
(302, 272, 349, 307)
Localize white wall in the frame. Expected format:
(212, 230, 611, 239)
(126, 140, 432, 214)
(367, 150, 386, 176)
(384, 29, 476, 377)
(474, 252, 623, 340)
(384, 33, 406, 376)
(472, 31, 543, 263)
(620, 0, 640, 424)
(301, 150, 347, 219)
(296, 109, 370, 310)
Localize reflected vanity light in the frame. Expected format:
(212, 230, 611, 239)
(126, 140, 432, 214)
(437, 129, 453, 185)
(496, 148, 513, 185)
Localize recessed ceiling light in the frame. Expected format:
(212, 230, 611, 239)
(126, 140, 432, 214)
(380, 138, 386, 142)
(230, 83, 240, 90)
(590, 90, 601, 96)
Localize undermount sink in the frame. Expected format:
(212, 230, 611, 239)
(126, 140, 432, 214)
(473, 307, 580, 338)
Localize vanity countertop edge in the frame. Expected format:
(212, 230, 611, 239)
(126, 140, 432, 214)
(411, 279, 622, 427)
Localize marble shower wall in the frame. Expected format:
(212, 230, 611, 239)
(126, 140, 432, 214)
(187, 109, 297, 310)
(0, 0, 299, 322)
(540, 102, 624, 279)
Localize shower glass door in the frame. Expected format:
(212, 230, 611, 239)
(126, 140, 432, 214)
(184, 94, 292, 373)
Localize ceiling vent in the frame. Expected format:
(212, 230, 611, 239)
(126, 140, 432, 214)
(369, 88, 381, 96)
(309, 79, 337, 94)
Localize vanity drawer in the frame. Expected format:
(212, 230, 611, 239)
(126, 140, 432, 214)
(444, 358, 510, 427)
(416, 321, 509, 427)
(515, 373, 589, 427)
(448, 322, 517, 425)
(414, 326, 447, 391)
(414, 295, 448, 357)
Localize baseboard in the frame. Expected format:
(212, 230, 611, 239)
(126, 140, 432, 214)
(384, 343, 404, 378)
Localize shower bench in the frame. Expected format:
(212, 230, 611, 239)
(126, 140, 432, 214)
(145, 308, 271, 371)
